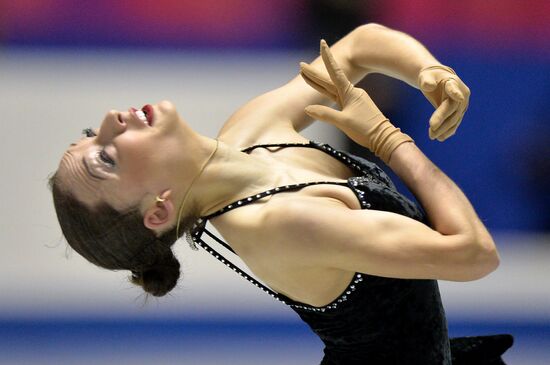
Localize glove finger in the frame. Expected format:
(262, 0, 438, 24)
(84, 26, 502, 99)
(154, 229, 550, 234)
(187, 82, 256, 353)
(304, 104, 343, 126)
(300, 70, 339, 102)
(456, 83, 470, 116)
(444, 79, 464, 102)
(431, 110, 460, 140)
(419, 72, 438, 92)
(459, 82, 471, 103)
(437, 117, 462, 141)
(300, 63, 341, 105)
(457, 91, 470, 118)
(429, 98, 458, 133)
(455, 103, 467, 126)
(300, 62, 336, 93)
(445, 99, 467, 136)
(319, 40, 354, 101)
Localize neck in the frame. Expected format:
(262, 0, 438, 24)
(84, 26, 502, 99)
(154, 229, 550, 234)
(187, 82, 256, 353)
(189, 140, 277, 217)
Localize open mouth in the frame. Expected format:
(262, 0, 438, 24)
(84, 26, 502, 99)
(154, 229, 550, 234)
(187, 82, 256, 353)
(134, 105, 154, 126)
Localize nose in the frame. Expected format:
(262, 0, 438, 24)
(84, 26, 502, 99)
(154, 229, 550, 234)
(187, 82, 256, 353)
(97, 110, 126, 144)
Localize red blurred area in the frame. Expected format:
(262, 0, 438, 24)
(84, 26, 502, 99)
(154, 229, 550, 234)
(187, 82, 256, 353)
(112, 0, 304, 44)
(118, 0, 290, 42)
(3, 0, 305, 46)
(378, 0, 550, 54)
(2, 0, 549, 53)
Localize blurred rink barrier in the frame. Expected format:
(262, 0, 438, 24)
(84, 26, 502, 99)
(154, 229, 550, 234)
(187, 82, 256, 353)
(1, 1, 549, 364)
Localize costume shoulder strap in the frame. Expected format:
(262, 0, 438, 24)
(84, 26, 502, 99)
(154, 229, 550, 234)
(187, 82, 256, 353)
(188, 222, 366, 313)
(203, 180, 348, 220)
(241, 141, 315, 154)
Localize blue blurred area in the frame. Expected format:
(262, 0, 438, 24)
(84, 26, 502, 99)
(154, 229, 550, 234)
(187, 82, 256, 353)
(388, 51, 550, 231)
(1, 319, 548, 364)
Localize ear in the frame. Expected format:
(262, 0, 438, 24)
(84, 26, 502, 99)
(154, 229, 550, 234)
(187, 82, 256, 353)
(143, 190, 176, 232)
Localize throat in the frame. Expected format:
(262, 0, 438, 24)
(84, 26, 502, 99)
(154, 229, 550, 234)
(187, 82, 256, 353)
(195, 145, 280, 218)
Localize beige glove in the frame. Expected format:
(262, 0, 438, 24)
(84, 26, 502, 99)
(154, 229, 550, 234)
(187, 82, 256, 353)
(418, 65, 470, 141)
(301, 40, 413, 164)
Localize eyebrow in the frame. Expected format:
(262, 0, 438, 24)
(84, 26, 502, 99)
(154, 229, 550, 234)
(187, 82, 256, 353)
(82, 156, 106, 181)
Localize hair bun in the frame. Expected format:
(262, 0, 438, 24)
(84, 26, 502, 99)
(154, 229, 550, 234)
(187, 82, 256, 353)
(131, 249, 181, 297)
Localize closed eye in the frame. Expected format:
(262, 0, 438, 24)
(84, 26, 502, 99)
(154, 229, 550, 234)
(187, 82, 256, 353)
(81, 127, 116, 167)
(98, 149, 115, 167)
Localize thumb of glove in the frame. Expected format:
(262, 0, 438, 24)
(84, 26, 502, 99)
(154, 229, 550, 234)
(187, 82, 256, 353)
(305, 105, 343, 126)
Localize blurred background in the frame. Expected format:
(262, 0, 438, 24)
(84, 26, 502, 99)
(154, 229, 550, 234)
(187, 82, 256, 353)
(1, 0, 549, 364)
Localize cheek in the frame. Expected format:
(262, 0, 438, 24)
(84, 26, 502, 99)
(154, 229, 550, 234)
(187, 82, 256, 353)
(116, 131, 178, 189)
(117, 136, 160, 183)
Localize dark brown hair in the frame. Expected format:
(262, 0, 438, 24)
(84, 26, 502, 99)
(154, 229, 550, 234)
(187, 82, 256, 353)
(49, 171, 197, 297)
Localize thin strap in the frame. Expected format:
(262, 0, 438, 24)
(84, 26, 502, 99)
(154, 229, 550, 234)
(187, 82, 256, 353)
(189, 228, 366, 313)
(203, 180, 348, 220)
(190, 233, 292, 302)
(241, 141, 366, 176)
(203, 228, 236, 254)
(241, 141, 315, 153)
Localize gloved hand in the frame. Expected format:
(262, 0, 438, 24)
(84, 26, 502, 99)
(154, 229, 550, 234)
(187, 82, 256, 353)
(300, 39, 413, 164)
(418, 65, 470, 141)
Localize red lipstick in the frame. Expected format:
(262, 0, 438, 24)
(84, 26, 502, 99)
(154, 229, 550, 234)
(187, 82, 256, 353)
(142, 104, 154, 126)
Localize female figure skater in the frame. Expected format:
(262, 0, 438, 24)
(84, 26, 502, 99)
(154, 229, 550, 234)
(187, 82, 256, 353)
(50, 24, 512, 364)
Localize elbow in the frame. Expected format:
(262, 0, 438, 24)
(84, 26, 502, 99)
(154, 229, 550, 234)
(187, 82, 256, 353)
(356, 23, 387, 32)
(349, 23, 390, 69)
(476, 233, 501, 277)
(478, 243, 501, 277)
(352, 23, 388, 42)
(461, 241, 501, 281)
(440, 235, 500, 282)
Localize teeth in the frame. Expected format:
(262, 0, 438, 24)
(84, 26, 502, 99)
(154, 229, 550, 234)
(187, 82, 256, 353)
(136, 110, 148, 124)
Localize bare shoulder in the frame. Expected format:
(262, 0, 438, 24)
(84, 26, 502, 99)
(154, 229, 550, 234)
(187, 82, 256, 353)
(257, 196, 356, 267)
(213, 194, 351, 265)
(211, 196, 361, 306)
(218, 117, 307, 150)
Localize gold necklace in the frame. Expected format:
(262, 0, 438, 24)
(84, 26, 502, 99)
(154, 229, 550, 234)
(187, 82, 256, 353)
(175, 139, 219, 239)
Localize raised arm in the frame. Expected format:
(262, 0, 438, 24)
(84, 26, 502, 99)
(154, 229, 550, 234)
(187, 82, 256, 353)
(270, 40, 499, 281)
(219, 23, 468, 146)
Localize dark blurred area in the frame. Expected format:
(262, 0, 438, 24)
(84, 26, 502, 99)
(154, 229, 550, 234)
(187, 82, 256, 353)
(3, 0, 549, 231)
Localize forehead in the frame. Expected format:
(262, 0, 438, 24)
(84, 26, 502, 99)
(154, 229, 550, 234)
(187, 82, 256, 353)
(58, 145, 106, 210)
(59, 139, 144, 213)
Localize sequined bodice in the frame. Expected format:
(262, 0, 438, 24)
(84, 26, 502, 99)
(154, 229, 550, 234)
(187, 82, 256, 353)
(189, 141, 513, 365)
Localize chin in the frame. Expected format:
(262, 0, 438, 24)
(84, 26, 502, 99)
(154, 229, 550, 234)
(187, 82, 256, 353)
(157, 100, 177, 113)
(156, 100, 184, 131)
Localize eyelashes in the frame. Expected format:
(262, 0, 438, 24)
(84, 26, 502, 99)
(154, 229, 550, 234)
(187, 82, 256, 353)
(81, 127, 116, 168)
(97, 150, 115, 167)
(82, 128, 97, 138)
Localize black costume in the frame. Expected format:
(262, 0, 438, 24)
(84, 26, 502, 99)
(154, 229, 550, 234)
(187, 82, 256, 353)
(188, 141, 513, 364)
